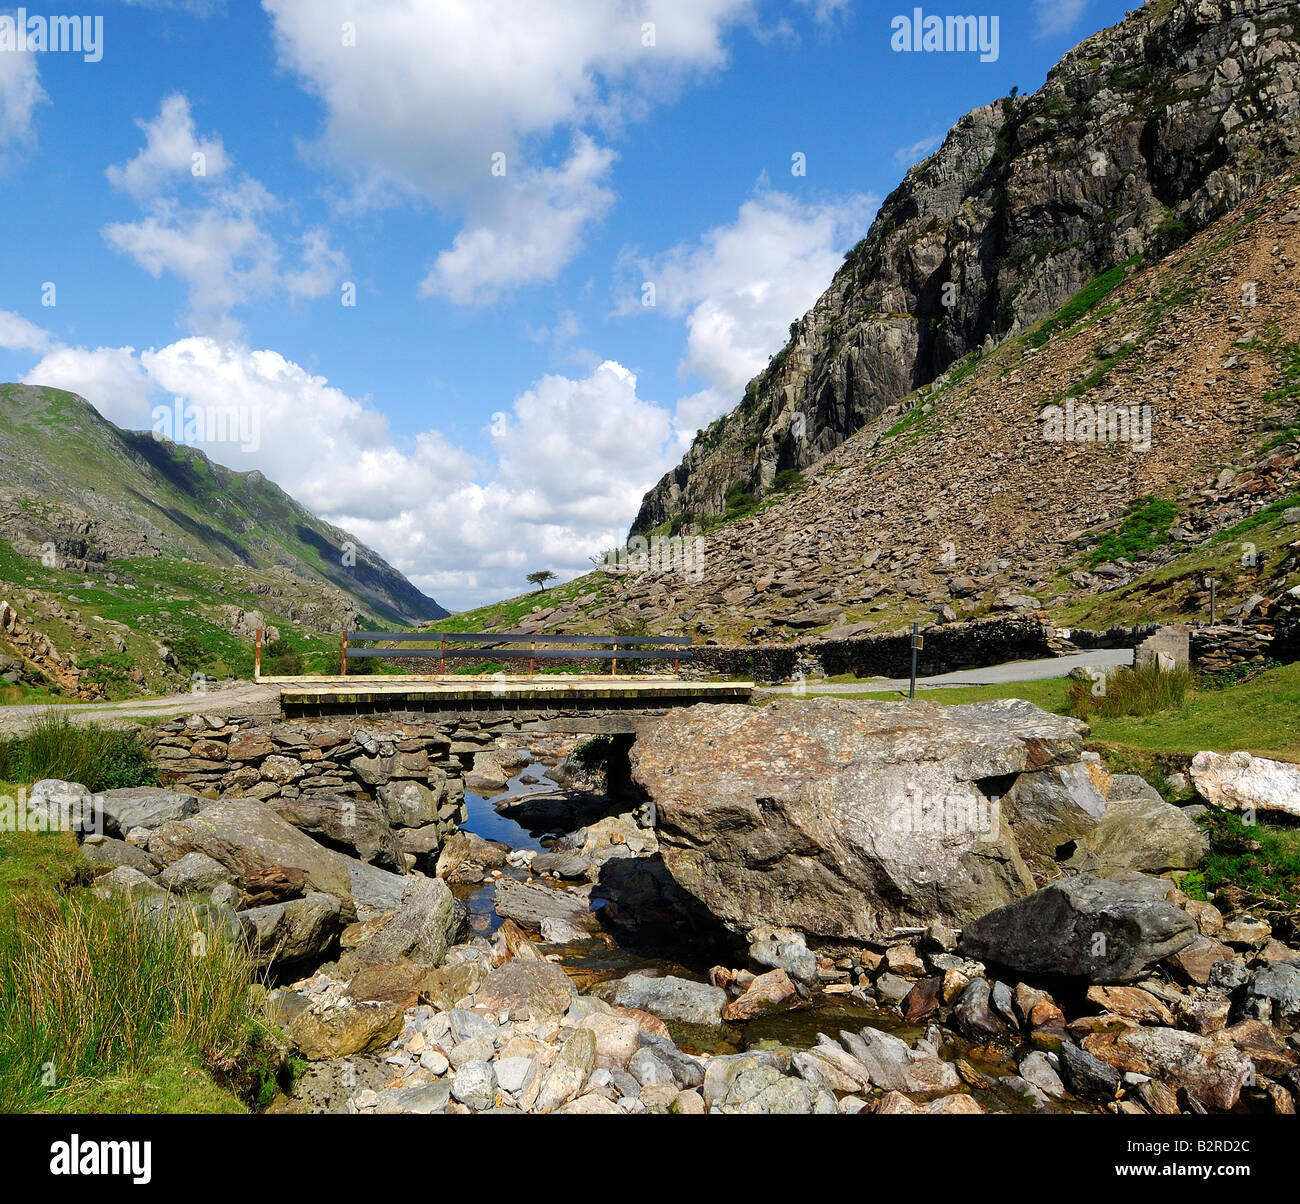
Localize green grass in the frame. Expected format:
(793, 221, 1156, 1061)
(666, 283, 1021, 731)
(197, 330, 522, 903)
(0, 712, 157, 791)
(1065, 661, 1192, 720)
(1192, 808, 1300, 913)
(796, 661, 1300, 762)
(0, 826, 265, 1113)
(1084, 496, 1178, 567)
(1026, 255, 1142, 349)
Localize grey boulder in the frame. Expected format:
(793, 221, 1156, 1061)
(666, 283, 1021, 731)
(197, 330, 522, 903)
(958, 873, 1197, 983)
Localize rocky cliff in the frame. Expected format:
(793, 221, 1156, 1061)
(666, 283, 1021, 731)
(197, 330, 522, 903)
(632, 0, 1300, 536)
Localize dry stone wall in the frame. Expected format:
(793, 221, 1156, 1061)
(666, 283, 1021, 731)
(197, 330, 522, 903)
(687, 616, 1070, 683)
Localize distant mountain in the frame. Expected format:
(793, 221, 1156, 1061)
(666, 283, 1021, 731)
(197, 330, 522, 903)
(632, 0, 1300, 536)
(448, 163, 1300, 646)
(0, 383, 446, 626)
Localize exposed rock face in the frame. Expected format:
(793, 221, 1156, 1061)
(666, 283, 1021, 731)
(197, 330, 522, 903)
(1190, 749, 1300, 819)
(272, 793, 406, 873)
(148, 799, 356, 913)
(633, 698, 1095, 942)
(632, 0, 1300, 536)
(958, 873, 1198, 983)
(634, 698, 1209, 945)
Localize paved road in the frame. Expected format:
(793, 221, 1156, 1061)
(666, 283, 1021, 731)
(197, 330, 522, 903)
(0, 648, 1137, 730)
(0, 680, 279, 734)
(754, 648, 1135, 697)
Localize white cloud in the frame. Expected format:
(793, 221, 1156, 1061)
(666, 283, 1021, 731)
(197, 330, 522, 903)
(893, 134, 943, 168)
(626, 190, 877, 425)
(103, 95, 347, 336)
(0, 309, 52, 353)
(0, 45, 46, 165)
(795, 0, 851, 23)
(22, 344, 157, 427)
(263, 0, 753, 300)
(20, 338, 682, 610)
(1033, 0, 1089, 38)
(106, 93, 229, 199)
(420, 137, 616, 305)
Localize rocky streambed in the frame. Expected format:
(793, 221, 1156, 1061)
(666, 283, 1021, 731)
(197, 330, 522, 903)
(30, 697, 1300, 1115)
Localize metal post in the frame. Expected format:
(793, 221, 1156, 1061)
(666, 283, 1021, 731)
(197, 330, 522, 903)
(439, 639, 446, 676)
(909, 621, 920, 700)
(529, 639, 536, 678)
(673, 643, 680, 677)
(611, 640, 617, 677)
(341, 631, 348, 677)
(254, 627, 262, 680)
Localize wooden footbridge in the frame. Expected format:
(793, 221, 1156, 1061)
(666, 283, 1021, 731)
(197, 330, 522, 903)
(255, 629, 752, 720)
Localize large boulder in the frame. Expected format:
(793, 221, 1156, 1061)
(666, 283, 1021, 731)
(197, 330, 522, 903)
(958, 873, 1197, 983)
(239, 892, 342, 969)
(632, 698, 1086, 942)
(148, 799, 355, 913)
(493, 877, 595, 933)
(475, 959, 577, 1019)
(271, 793, 405, 872)
(998, 761, 1107, 873)
(28, 780, 114, 836)
(98, 785, 203, 832)
(1190, 750, 1300, 820)
(334, 876, 462, 974)
(1072, 791, 1208, 874)
(611, 972, 727, 1027)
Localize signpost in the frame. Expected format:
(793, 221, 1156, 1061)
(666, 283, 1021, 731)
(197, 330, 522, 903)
(909, 621, 923, 700)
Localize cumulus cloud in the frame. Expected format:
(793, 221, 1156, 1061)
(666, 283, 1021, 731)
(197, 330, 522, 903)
(624, 189, 876, 429)
(105, 92, 229, 199)
(263, 0, 753, 300)
(420, 137, 617, 305)
(1033, 0, 1089, 38)
(103, 95, 348, 336)
(21, 338, 681, 609)
(22, 344, 157, 427)
(0, 46, 46, 166)
(0, 309, 53, 353)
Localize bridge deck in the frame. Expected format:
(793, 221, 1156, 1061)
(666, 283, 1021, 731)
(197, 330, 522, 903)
(269, 674, 753, 717)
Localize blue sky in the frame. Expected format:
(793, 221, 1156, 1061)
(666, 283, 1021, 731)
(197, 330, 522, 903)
(0, 0, 1134, 610)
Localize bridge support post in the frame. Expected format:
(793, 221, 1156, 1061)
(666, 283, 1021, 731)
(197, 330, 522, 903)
(341, 631, 348, 677)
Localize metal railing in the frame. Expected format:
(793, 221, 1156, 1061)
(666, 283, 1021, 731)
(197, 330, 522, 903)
(255, 628, 692, 679)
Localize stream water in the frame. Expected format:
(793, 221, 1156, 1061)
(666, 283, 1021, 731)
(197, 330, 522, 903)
(450, 744, 1089, 1112)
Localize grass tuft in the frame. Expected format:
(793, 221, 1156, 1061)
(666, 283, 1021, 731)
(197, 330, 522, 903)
(1066, 660, 1192, 720)
(0, 711, 157, 792)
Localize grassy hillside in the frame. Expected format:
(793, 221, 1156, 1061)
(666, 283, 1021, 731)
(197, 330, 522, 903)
(0, 384, 445, 627)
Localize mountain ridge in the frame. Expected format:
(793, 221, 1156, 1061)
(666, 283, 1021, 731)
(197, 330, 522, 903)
(631, 0, 1300, 537)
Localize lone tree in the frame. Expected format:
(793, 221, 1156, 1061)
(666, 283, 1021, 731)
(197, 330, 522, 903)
(527, 570, 557, 592)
